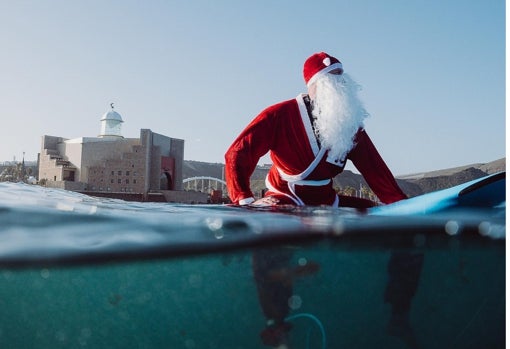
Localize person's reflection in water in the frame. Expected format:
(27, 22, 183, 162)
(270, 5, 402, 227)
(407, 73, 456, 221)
(252, 248, 319, 348)
(384, 251, 425, 349)
(253, 248, 424, 349)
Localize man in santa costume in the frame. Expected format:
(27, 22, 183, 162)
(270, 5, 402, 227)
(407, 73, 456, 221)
(225, 52, 421, 348)
(225, 51, 407, 208)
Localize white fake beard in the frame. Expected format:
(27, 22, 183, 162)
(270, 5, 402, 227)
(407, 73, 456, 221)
(311, 73, 369, 162)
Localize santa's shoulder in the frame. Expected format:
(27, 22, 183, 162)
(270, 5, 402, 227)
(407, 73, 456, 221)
(259, 98, 299, 117)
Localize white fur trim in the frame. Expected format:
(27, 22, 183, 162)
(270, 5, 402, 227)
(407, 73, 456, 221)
(332, 194, 339, 207)
(265, 175, 302, 205)
(306, 62, 343, 87)
(276, 147, 327, 182)
(239, 197, 255, 205)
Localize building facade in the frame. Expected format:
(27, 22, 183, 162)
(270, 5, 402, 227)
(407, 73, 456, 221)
(38, 106, 185, 198)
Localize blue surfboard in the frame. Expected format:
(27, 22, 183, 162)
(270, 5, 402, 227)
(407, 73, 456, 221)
(370, 171, 505, 216)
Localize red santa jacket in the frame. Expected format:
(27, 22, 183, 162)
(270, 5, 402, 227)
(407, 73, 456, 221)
(224, 94, 407, 206)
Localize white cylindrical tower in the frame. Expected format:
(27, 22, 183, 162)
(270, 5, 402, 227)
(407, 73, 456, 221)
(99, 103, 124, 138)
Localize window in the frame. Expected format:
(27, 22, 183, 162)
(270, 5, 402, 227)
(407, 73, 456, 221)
(111, 179, 114, 184)
(118, 171, 122, 175)
(126, 179, 129, 184)
(126, 171, 130, 176)
(111, 171, 114, 175)
(118, 179, 121, 184)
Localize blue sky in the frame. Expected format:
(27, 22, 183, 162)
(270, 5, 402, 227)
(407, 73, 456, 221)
(0, 0, 505, 175)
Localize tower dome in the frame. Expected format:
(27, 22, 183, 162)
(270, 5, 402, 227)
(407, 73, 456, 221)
(99, 103, 124, 138)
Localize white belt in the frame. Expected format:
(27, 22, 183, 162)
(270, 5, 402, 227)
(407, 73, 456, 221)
(267, 172, 338, 207)
(265, 175, 339, 207)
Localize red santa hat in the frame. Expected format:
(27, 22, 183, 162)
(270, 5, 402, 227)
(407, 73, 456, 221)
(303, 52, 343, 87)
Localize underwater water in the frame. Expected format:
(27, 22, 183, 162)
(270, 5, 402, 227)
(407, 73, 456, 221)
(0, 182, 505, 349)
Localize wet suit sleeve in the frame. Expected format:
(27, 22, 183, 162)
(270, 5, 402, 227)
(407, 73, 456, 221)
(224, 109, 275, 204)
(347, 130, 407, 204)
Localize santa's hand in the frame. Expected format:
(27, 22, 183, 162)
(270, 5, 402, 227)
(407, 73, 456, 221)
(250, 196, 280, 207)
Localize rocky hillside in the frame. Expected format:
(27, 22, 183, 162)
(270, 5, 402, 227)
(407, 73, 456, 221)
(182, 161, 226, 180)
(396, 158, 505, 195)
(184, 158, 505, 198)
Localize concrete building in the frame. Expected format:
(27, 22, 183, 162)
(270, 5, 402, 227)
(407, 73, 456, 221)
(38, 105, 191, 201)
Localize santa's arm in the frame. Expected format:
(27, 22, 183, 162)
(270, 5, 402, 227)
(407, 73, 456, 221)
(225, 111, 274, 204)
(347, 130, 407, 204)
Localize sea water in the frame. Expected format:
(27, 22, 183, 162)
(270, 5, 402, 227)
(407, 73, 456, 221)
(0, 182, 505, 349)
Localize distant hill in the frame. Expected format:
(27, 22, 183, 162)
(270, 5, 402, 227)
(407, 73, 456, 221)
(183, 157, 505, 199)
(396, 158, 505, 195)
(182, 161, 226, 180)
(397, 158, 505, 180)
